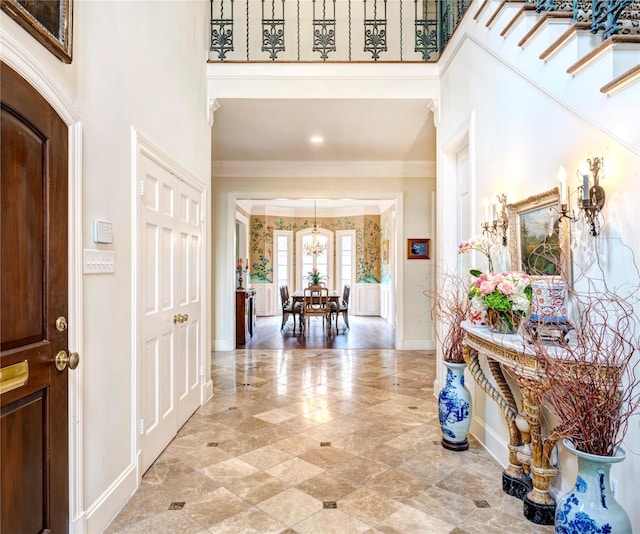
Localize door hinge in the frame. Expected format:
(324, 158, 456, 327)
(138, 418, 144, 435)
(200, 364, 205, 379)
(139, 180, 145, 196)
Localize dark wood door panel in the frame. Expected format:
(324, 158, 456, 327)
(1, 390, 47, 533)
(1, 106, 46, 351)
(1, 61, 69, 533)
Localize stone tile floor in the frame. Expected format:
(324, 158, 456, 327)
(105, 349, 555, 533)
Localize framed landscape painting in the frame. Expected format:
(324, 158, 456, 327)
(1, 0, 73, 63)
(507, 187, 571, 279)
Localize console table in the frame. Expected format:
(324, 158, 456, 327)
(236, 289, 256, 345)
(462, 321, 560, 525)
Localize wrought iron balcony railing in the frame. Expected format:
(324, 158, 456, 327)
(534, 0, 640, 40)
(209, 1, 470, 62)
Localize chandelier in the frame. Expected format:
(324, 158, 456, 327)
(304, 201, 327, 256)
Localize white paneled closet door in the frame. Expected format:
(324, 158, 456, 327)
(176, 184, 202, 427)
(139, 155, 202, 473)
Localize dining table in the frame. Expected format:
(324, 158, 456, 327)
(290, 289, 342, 334)
(290, 289, 341, 305)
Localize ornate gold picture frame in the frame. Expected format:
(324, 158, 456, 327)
(507, 187, 571, 280)
(1, 0, 73, 63)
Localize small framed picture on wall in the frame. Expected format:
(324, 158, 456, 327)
(407, 238, 430, 259)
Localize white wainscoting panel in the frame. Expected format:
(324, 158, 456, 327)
(380, 285, 393, 324)
(254, 284, 274, 316)
(354, 283, 380, 316)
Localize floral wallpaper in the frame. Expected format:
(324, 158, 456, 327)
(249, 214, 381, 284)
(380, 206, 393, 285)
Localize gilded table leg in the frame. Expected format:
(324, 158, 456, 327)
(463, 345, 530, 498)
(518, 378, 557, 525)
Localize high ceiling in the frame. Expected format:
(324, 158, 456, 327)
(212, 97, 435, 212)
(211, 98, 435, 162)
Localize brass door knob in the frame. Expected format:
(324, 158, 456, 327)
(173, 314, 189, 324)
(55, 350, 80, 372)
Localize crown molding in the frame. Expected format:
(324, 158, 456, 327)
(212, 160, 435, 178)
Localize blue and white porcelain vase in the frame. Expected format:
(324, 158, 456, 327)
(438, 361, 471, 451)
(555, 439, 632, 534)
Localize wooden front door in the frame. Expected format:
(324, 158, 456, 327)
(1, 62, 70, 533)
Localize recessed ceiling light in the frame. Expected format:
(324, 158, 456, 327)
(310, 135, 324, 144)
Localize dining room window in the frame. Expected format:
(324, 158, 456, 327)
(274, 230, 293, 302)
(297, 228, 333, 288)
(336, 230, 355, 290)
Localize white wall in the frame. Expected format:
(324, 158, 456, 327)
(438, 19, 640, 529)
(2, 1, 211, 531)
(210, 172, 436, 350)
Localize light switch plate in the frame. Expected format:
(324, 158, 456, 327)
(93, 221, 113, 244)
(84, 249, 115, 274)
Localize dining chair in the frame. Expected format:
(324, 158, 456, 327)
(331, 284, 350, 332)
(302, 285, 330, 335)
(280, 285, 302, 333)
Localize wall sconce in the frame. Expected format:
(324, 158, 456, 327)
(482, 193, 509, 246)
(578, 157, 605, 237)
(556, 157, 606, 238)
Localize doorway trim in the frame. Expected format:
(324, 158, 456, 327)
(132, 128, 210, 472)
(0, 31, 84, 530)
(225, 191, 404, 350)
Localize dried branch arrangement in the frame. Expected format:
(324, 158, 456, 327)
(524, 257, 640, 457)
(424, 272, 471, 364)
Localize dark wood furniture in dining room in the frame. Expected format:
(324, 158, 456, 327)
(280, 285, 303, 333)
(236, 288, 256, 345)
(331, 284, 351, 331)
(290, 289, 341, 334)
(302, 285, 331, 335)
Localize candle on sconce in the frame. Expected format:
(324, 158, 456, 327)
(483, 197, 489, 222)
(558, 166, 567, 205)
(492, 202, 497, 221)
(583, 175, 589, 200)
(237, 258, 242, 268)
(579, 161, 590, 200)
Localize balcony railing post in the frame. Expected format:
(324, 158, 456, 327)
(313, 0, 337, 60)
(262, 0, 286, 60)
(364, 0, 388, 60)
(414, 0, 438, 60)
(210, 0, 234, 60)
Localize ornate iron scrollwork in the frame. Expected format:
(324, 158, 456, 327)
(439, 0, 469, 51)
(415, 0, 438, 60)
(364, 0, 388, 61)
(313, 0, 337, 60)
(210, 0, 234, 60)
(592, 0, 635, 39)
(262, 0, 286, 60)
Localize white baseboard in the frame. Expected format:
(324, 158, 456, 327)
(203, 379, 214, 402)
(433, 378, 442, 394)
(83, 463, 138, 534)
(213, 339, 234, 351)
(398, 340, 435, 350)
(469, 415, 509, 468)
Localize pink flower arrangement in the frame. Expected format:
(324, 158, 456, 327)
(469, 271, 533, 314)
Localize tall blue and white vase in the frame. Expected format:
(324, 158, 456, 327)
(438, 361, 471, 451)
(555, 439, 632, 534)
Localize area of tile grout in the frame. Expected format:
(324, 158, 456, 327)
(105, 349, 554, 533)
